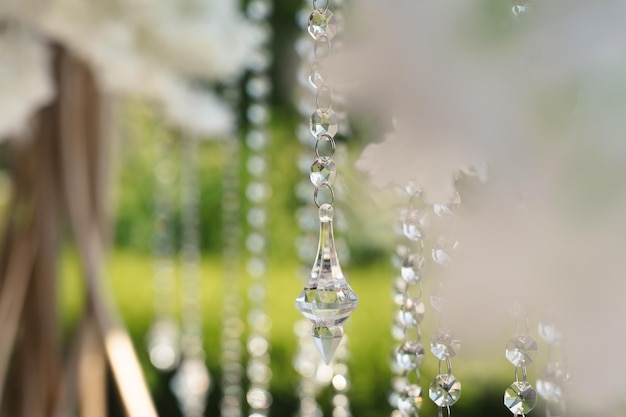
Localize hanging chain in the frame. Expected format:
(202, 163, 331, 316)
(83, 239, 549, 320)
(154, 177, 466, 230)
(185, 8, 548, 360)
(391, 183, 427, 417)
(245, 1, 274, 416)
(536, 320, 569, 416)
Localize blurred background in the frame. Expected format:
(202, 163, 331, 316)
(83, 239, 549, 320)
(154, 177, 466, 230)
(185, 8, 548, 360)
(1, 0, 626, 417)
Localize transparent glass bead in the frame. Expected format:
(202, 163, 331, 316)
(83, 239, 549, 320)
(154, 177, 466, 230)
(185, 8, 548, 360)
(401, 254, 424, 283)
(404, 181, 422, 197)
(504, 381, 537, 415)
(247, 0, 273, 21)
(396, 341, 425, 371)
(310, 109, 339, 138)
(146, 319, 180, 371)
(310, 157, 337, 186)
(308, 9, 337, 41)
(246, 130, 267, 151)
(429, 374, 461, 407)
(400, 209, 428, 241)
(397, 384, 423, 415)
(432, 237, 457, 266)
(538, 321, 562, 343)
(430, 328, 461, 360)
(512, 1, 532, 17)
(537, 363, 568, 403)
(399, 298, 425, 328)
(429, 282, 445, 312)
(505, 334, 537, 366)
(171, 357, 211, 417)
(246, 76, 271, 100)
(247, 387, 272, 409)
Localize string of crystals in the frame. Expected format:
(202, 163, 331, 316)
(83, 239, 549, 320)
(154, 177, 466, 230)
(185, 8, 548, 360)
(536, 320, 569, 417)
(390, 183, 427, 417)
(244, 1, 274, 415)
(294, 0, 328, 413)
(171, 135, 211, 417)
(220, 84, 244, 417)
(428, 182, 462, 417)
(504, 304, 538, 416)
(147, 129, 181, 372)
(295, 0, 358, 366)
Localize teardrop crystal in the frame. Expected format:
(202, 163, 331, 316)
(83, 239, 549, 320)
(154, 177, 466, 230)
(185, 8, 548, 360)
(295, 204, 358, 364)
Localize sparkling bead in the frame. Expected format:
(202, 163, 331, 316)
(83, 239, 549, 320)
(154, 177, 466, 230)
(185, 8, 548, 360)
(308, 9, 337, 40)
(319, 203, 334, 222)
(396, 341, 425, 371)
(310, 157, 337, 186)
(432, 237, 457, 266)
(246, 76, 271, 100)
(401, 209, 428, 241)
(310, 109, 339, 138)
(505, 334, 537, 366)
(397, 384, 423, 415)
(429, 283, 445, 312)
(538, 321, 562, 343)
(401, 254, 424, 283)
(512, 1, 532, 17)
(537, 363, 568, 403)
(399, 298, 425, 327)
(504, 381, 537, 415)
(247, 387, 272, 409)
(430, 328, 460, 360)
(246, 130, 267, 151)
(147, 319, 180, 371)
(429, 374, 461, 407)
(404, 181, 422, 197)
(171, 358, 211, 416)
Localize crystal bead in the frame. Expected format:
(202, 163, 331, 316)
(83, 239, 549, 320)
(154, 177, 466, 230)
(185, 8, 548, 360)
(247, 0, 273, 21)
(171, 357, 211, 417)
(401, 254, 424, 283)
(400, 209, 428, 241)
(295, 206, 358, 364)
(429, 374, 461, 407)
(397, 384, 423, 415)
(429, 283, 445, 312)
(247, 387, 272, 409)
(246, 76, 271, 100)
(310, 109, 339, 138)
(310, 157, 337, 187)
(512, 1, 532, 17)
(308, 9, 337, 41)
(538, 321, 562, 343)
(404, 181, 422, 197)
(430, 328, 460, 360)
(396, 341, 425, 371)
(505, 334, 537, 366)
(432, 237, 457, 266)
(399, 298, 425, 327)
(537, 363, 568, 403)
(147, 319, 180, 371)
(504, 381, 537, 415)
(246, 130, 267, 151)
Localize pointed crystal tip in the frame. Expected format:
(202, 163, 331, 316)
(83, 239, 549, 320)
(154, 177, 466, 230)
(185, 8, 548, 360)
(312, 325, 344, 364)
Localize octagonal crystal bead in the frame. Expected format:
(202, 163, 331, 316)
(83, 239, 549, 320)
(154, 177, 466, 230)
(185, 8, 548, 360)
(401, 254, 424, 283)
(310, 157, 337, 186)
(399, 298, 425, 328)
(308, 9, 337, 40)
(430, 328, 460, 360)
(310, 109, 339, 138)
(429, 374, 461, 407)
(396, 341, 425, 371)
(505, 334, 537, 367)
(504, 381, 537, 415)
(398, 384, 423, 415)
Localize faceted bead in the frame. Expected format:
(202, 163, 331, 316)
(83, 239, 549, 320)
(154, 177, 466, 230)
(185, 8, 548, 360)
(430, 328, 460, 360)
(429, 374, 461, 407)
(171, 357, 211, 416)
(537, 363, 568, 403)
(401, 209, 428, 241)
(312, 325, 344, 365)
(147, 319, 180, 371)
(397, 384, 423, 415)
(310, 157, 337, 187)
(308, 9, 337, 41)
(404, 181, 422, 197)
(399, 298, 425, 327)
(432, 237, 457, 266)
(538, 321, 562, 344)
(396, 341, 425, 371)
(401, 254, 424, 283)
(429, 283, 445, 312)
(319, 203, 334, 222)
(310, 109, 339, 138)
(504, 381, 537, 415)
(247, 387, 272, 409)
(505, 334, 537, 367)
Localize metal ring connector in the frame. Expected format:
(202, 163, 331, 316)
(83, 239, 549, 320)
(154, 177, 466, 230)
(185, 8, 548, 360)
(315, 134, 336, 159)
(313, 183, 335, 208)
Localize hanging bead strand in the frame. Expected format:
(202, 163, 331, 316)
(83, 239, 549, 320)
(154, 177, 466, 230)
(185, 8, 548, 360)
(391, 183, 426, 417)
(504, 304, 538, 417)
(428, 184, 462, 417)
(171, 135, 211, 417)
(245, 1, 274, 416)
(295, 0, 358, 366)
(147, 130, 181, 372)
(537, 320, 569, 417)
(220, 83, 244, 417)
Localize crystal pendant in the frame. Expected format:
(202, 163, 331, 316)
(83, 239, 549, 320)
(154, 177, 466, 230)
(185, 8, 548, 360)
(397, 384, 424, 415)
(310, 109, 339, 138)
(396, 341, 425, 371)
(171, 357, 211, 417)
(400, 254, 424, 283)
(430, 328, 461, 360)
(505, 334, 538, 367)
(296, 204, 358, 364)
(504, 381, 537, 415)
(429, 374, 461, 407)
(308, 9, 337, 41)
(146, 319, 180, 371)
